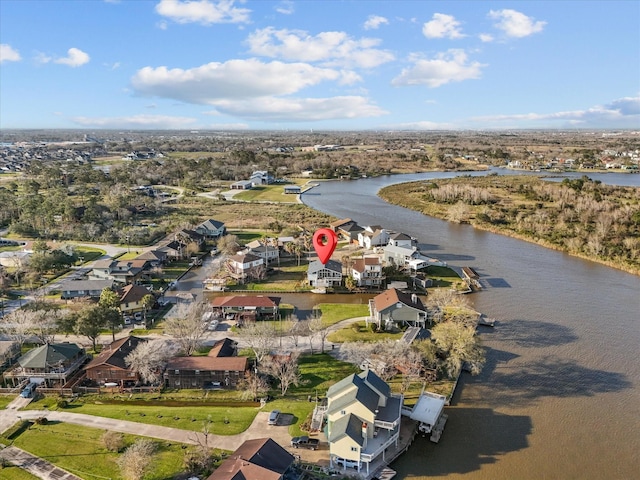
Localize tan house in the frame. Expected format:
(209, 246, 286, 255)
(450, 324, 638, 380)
(118, 284, 153, 315)
(351, 257, 385, 288)
(326, 370, 403, 475)
(226, 252, 265, 284)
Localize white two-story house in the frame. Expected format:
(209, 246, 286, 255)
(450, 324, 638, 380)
(326, 370, 403, 476)
(351, 257, 385, 288)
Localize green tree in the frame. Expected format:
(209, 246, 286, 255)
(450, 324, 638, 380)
(141, 294, 155, 324)
(99, 288, 122, 341)
(75, 305, 109, 351)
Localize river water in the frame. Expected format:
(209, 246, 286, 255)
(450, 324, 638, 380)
(302, 170, 640, 480)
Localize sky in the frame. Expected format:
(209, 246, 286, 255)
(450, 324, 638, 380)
(0, 0, 639, 131)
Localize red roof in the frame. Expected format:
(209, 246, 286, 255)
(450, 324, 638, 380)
(373, 288, 425, 312)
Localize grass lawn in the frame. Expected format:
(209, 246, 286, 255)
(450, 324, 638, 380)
(316, 303, 370, 326)
(238, 262, 311, 292)
(73, 246, 107, 264)
(233, 182, 306, 203)
(11, 422, 187, 480)
(0, 395, 15, 409)
(0, 465, 39, 479)
(425, 265, 466, 289)
(25, 398, 258, 435)
(327, 321, 403, 343)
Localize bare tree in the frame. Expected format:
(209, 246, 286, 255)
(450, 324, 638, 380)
(431, 321, 485, 378)
(116, 439, 156, 480)
(217, 234, 240, 255)
(0, 308, 38, 346)
(239, 371, 270, 401)
(125, 339, 179, 386)
(309, 312, 330, 354)
(261, 350, 302, 396)
(102, 431, 125, 453)
(163, 302, 207, 355)
(283, 317, 303, 348)
(236, 322, 277, 366)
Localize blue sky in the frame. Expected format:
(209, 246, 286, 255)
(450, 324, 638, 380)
(1, 0, 639, 130)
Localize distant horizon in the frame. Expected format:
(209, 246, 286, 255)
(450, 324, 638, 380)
(1, 1, 639, 130)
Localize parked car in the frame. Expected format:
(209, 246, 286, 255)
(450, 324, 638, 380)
(268, 410, 280, 425)
(123, 315, 133, 325)
(207, 320, 219, 331)
(291, 436, 319, 450)
(134, 312, 143, 321)
(20, 383, 37, 398)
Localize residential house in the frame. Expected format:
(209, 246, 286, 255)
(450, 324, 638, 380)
(174, 229, 205, 249)
(384, 243, 446, 271)
(250, 170, 275, 185)
(58, 279, 114, 300)
(387, 232, 417, 248)
(89, 259, 148, 285)
(159, 240, 186, 260)
(118, 284, 153, 316)
(3, 343, 88, 388)
(84, 336, 147, 386)
(248, 244, 280, 264)
(230, 180, 253, 190)
(195, 219, 226, 240)
(226, 252, 265, 284)
(206, 438, 295, 480)
(307, 260, 343, 288)
(283, 185, 301, 194)
(134, 249, 168, 267)
(326, 370, 403, 476)
(369, 288, 429, 329)
(0, 251, 31, 268)
(351, 257, 385, 288)
(210, 296, 280, 321)
(337, 222, 364, 244)
(357, 226, 390, 249)
(164, 347, 247, 389)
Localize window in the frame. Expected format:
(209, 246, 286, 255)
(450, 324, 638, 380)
(340, 410, 346, 415)
(195, 370, 200, 374)
(351, 447, 358, 452)
(175, 370, 179, 374)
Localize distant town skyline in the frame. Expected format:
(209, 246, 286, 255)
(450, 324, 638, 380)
(1, 0, 638, 131)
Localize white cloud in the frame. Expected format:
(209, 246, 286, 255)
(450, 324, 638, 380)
(275, 1, 294, 15)
(246, 27, 394, 68)
(392, 50, 486, 88)
(35, 52, 52, 64)
(479, 33, 494, 43)
(155, 0, 250, 25)
(0, 44, 21, 63)
(470, 96, 640, 128)
(131, 58, 342, 103)
(364, 15, 389, 30)
(54, 48, 90, 67)
(72, 114, 197, 129)
(422, 13, 464, 39)
(488, 9, 546, 38)
(211, 95, 387, 121)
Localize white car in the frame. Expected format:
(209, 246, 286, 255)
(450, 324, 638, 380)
(207, 320, 219, 331)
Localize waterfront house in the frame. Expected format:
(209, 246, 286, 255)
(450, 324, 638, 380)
(326, 370, 403, 476)
(351, 257, 385, 288)
(174, 229, 205, 248)
(358, 226, 391, 249)
(387, 232, 417, 248)
(164, 341, 247, 389)
(230, 180, 253, 190)
(58, 279, 114, 300)
(210, 296, 280, 321)
(134, 249, 168, 267)
(250, 170, 275, 185)
(84, 336, 146, 386)
(226, 252, 265, 283)
(3, 343, 88, 388)
(307, 259, 343, 288)
(248, 244, 280, 264)
(159, 240, 185, 260)
(195, 219, 226, 240)
(369, 288, 428, 329)
(206, 438, 294, 480)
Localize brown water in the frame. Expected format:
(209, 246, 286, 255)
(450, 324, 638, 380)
(302, 170, 640, 480)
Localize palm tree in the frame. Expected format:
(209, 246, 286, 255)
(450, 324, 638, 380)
(141, 294, 155, 325)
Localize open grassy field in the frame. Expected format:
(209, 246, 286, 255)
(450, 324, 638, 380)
(316, 303, 370, 326)
(327, 321, 403, 343)
(0, 465, 39, 480)
(232, 180, 309, 203)
(11, 422, 186, 480)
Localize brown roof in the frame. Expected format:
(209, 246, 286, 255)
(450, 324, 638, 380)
(118, 284, 152, 303)
(229, 252, 263, 264)
(84, 336, 146, 371)
(211, 295, 280, 308)
(166, 356, 247, 372)
(352, 257, 381, 273)
(373, 288, 425, 312)
(329, 218, 352, 229)
(207, 438, 294, 480)
(208, 338, 238, 358)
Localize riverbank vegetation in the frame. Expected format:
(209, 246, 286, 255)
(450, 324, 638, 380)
(380, 175, 640, 275)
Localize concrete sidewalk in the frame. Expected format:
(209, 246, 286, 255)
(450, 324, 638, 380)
(0, 446, 83, 480)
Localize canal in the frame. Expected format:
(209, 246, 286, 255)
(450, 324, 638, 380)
(301, 170, 640, 480)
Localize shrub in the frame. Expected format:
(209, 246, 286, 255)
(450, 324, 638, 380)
(102, 431, 125, 453)
(57, 399, 68, 409)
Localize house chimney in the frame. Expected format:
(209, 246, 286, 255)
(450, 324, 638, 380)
(411, 294, 418, 304)
(362, 422, 368, 449)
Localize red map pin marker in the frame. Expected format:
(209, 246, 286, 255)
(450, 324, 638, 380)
(313, 228, 338, 264)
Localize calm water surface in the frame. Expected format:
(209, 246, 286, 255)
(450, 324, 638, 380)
(302, 170, 640, 480)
